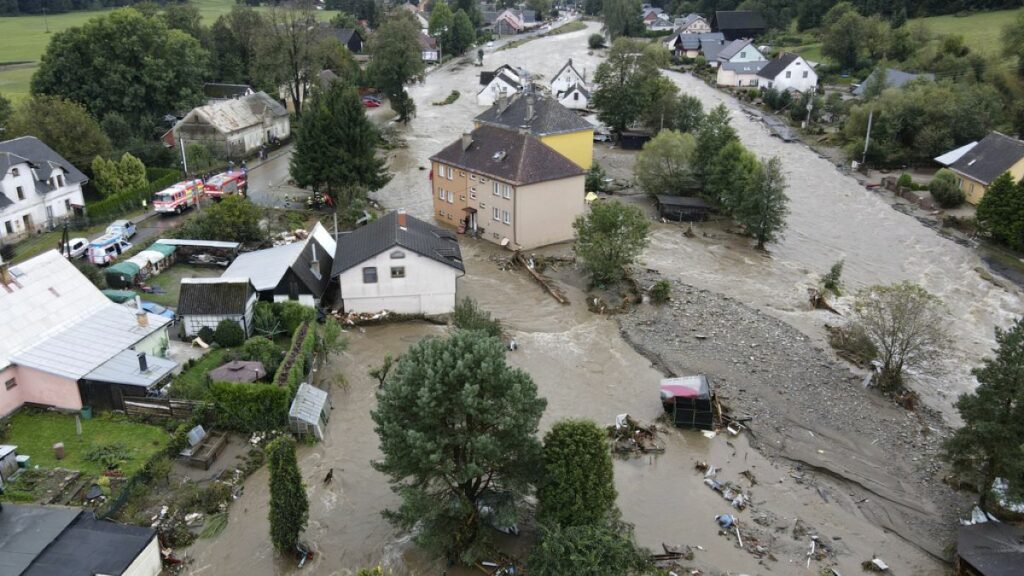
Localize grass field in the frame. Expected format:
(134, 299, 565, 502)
(0, 0, 336, 101)
(4, 410, 168, 476)
(144, 263, 222, 308)
(913, 8, 1024, 55)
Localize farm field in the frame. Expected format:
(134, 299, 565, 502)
(0, 0, 336, 101)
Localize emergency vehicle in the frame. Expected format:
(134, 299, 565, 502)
(203, 170, 247, 200)
(153, 179, 205, 214)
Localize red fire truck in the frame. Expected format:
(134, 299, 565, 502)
(153, 179, 204, 214)
(203, 170, 247, 200)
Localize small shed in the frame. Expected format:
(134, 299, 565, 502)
(956, 522, 1024, 576)
(105, 261, 141, 289)
(656, 195, 714, 222)
(660, 375, 716, 430)
(0, 445, 18, 488)
(208, 360, 266, 383)
(289, 383, 331, 440)
(619, 129, 653, 150)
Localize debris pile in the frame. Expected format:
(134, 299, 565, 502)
(607, 414, 664, 455)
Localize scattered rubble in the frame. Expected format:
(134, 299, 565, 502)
(607, 414, 664, 455)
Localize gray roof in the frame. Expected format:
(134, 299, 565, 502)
(0, 136, 87, 186)
(935, 141, 979, 166)
(948, 132, 1024, 186)
(757, 53, 800, 79)
(714, 10, 766, 31)
(203, 83, 254, 99)
(675, 13, 705, 29)
(332, 211, 464, 276)
(178, 277, 256, 315)
(657, 195, 713, 209)
(222, 237, 331, 296)
(22, 508, 157, 576)
(289, 382, 329, 424)
(560, 84, 591, 99)
(722, 60, 766, 73)
(181, 91, 288, 136)
(431, 124, 584, 186)
(0, 504, 79, 575)
(475, 93, 594, 137)
(718, 38, 754, 61)
(10, 304, 171, 380)
(553, 59, 584, 84)
(84, 349, 176, 388)
(852, 68, 935, 96)
(702, 42, 725, 61)
(957, 522, 1024, 576)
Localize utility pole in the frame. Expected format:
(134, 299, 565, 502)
(861, 109, 873, 166)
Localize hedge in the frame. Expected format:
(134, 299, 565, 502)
(86, 167, 181, 220)
(209, 381, 291, 433)
(274, 321, 317, 397)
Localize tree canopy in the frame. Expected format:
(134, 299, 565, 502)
(634, 130, 698, 197)
(734, 156, 790, 250)
(694, 104, 738, 185)
(91, 153, 147, 197)
(592, 38, 670, 133)
(573, 200, 650, 285)
(175, 195, 264, 243)
(537, 420, 617, 528)
(32, 8, 208, 130)
(602, 0, 643, 39)
(267, 436, 309, 553)
(368, 12, 425, 122)
(371, 330, 547, 564)
(977, 172, 1024, 250)
(529, 520, 651, 576)
(6, 96, 112, 170)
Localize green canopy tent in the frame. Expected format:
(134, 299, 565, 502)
(101, 289, 138, 303)
(104, 261, 141, 289)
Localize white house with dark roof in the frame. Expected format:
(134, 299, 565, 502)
(0, 251, 174, 417)
(674, 13, 711, 34)
(757, 53, 817, 92)
(557, 83, 590, 110)
(550, 58, 587, 95)
(0, 136, 86, 240)
(332, 210, 464, 315)
(478, 65, 526, 106)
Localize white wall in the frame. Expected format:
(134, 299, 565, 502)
(558, 90, 588, 110)
(724, 44, 765, 64)
(0, 163, 84, 239)
(766, 57, 818, 93)
(339, 249, 459, 315)
(477, 80, 520, 106)
(551, 67, 585, 95)
(118, 536, 162, 576)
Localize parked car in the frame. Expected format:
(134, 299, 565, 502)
(107, 219, 136, 240)
(486, 41, 494, 47)
(60, 237, 89, 259)
(362, 98, 381, 108)
(87, 233, 132, 265)
(593, 132, 613, 142)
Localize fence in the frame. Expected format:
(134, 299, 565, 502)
(124, 397, 208, 420)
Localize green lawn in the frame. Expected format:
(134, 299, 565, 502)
(144, 263, 222, 308)
(3, 411, 168, 476)
(169, 348, 232, 399)
(912, 8, 1024, 55)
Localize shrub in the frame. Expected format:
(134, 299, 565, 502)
(897, 173, 913, 188)
(240, 336, 284, 375)
(274, 301, 316, 336)
(452, 297, 502, 338)
(252, 302, 283, 338)
(432, 90, 461, 106)
(214, 319, 245, 347)
(198, 326, 215, 344)
(588, 33, 605, 49)
(210, 381, 290, 433)
(929, 168, 965, 208)
(586, 163, 607, 193)
(0, 243, 15, 261)
(821, 259, 844, 297)
(649, 280, 671, 304)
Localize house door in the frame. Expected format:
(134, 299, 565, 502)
(22, 214, 31, 232)
(45, 205, 54, 228)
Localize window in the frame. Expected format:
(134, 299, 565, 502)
(493, 207, 500, 221)
(470, 175, 477, 181)
(470, 191, 477, 200)
(391, 266, 406, 279)
(362, 267, 378, 283)
(459, 171, 465, 177)
(390, 250, 405, 259)
(447, 167, 454, 180)
(502, 210, 511, 224)
(480, 178, 488, 183)
(15, 186, 24, 200)
(493, 181, 500, 196)
(802, 71, 808, 78)
(4, 221, 12, 234)
(439, 209, 445, 217)
(447, 191, 453, 203)
(740, 51, 746, 58)
(10, 168, 18, 177)
(64, 199, 71, 211)
(58, 174, 65, 187)
(785, 71, 791, 78)
(4, 378, 15, 391)
(574, 93, 579, 101)
(502, 185, 511, 199)
(438, 188, 445, 200)
(460, 195, 466, 201)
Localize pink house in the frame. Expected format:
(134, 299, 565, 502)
(0, 251, 175, 417)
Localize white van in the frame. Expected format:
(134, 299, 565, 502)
(87, 233, 132, 265)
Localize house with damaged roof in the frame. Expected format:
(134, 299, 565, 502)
(221, 223, 335, 307)
(0, 136, 87, 241)
(0, 251, 175, 417)
(429, 122, 586, 250)
(171, 91, 290, 158)
(331, 210, 464, 315)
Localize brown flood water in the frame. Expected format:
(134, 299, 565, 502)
(186, 239, 942, 576)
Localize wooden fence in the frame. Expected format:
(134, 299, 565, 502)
(124, 397, 207, 420)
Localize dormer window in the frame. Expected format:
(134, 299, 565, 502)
(57, 174, 65, 187)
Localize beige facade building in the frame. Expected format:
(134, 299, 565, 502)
(429, 125, 585, 250)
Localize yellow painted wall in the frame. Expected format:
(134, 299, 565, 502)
(961, 158, 1024, 205)
(540, 130, 593, 169)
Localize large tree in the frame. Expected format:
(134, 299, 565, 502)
(733, 156, 790, 250)
(6, 96, 111, 169)
(634, 129, 697, 198)
(267, 436, 309, 553)
(290, 81, 389, 205)
(537, 420, 617, 528)
(450, 9, 477, 56)
(371, 330, 547, 565)
(852, 282, 949, 392)
(208, 6, 269, 87)
(705, 139, 758, 211)
(602, 0, 643, 39)
(694, 104, 738, 184)
(944, 318, 1024, 507)
(592, 38, 668, 133)
(367, 12, 424, 123)
(257, 1, 334, 117)
(91, 153, 147, 197)
(976, 173, 1024, 250)
(529, 521, 651, 576)
(32, 8, 208, 130)
(573, 200, 650, 286)
(428, 0, 454, 49)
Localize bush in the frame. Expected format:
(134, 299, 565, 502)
(252, 302, 283, 338)
(432, 90, 461, 106)
(929, 168, 965, 208)
(649, 280, 671, 304)
(274, 301, 316, 336)
(214, 319, 245, 347)
(210, 381, 290, 433)
(896, 173, 913, 188)
(273, 321, 317, 396)
(197, 326, 215, 344)
(240, 336, 284, 375)
(588, 33, 605, 49)
(586, 163, 607, 193)
(452, 297, 502, 338)
(0, 243, 16, 262)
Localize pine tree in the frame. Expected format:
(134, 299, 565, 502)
(945, 318, 1024, 507)
(451, 9, 476, 55)
(267, 436, 308, 553)
(733, 156, 789, 250)
(290, 81, 389, 205)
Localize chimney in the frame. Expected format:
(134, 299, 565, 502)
(525, 95, 534, 123)
(497, 90, 509, 114)
(138, 352, 148, 373)
(136, 310, 148, 328)
(397, 209, 407, 229)
(461, 132, 473, 151)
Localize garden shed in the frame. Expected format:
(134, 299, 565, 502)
(0, 445, 18, 488)
(289, 382, 331, 440)
(105, 262, 141, 289)
(660, 375, 716, 430)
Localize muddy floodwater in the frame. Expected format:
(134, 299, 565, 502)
(187, 18, 1017, 576)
